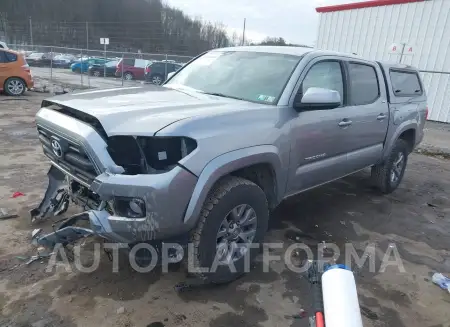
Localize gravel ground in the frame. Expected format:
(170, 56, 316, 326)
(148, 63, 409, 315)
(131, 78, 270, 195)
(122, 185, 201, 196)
(0, 92, 449, 327)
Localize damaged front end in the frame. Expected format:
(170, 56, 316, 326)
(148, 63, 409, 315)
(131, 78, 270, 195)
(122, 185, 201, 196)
(31, 151, 198, 250)
(32, 105, 199, 250)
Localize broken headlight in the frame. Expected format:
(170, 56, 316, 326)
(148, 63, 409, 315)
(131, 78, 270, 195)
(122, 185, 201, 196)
(107, 136, 197, 174)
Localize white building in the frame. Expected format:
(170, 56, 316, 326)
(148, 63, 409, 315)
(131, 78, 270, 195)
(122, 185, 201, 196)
(316, 0, 450, 123)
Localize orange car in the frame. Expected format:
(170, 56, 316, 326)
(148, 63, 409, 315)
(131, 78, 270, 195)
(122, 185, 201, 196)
(0, 48, 34, 96)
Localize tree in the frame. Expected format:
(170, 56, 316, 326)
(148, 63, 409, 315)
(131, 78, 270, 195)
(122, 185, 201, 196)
(0, 0, 232, 56)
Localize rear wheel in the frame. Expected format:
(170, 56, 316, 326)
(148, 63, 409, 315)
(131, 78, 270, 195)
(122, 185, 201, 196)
(4, 78, 26, 96)
(371, 139, 409, 194)
(124, 72, 134, 80)
(93, 70, 101, 77)
(189, 176, 269, 284)
(151, 74, 163, 85)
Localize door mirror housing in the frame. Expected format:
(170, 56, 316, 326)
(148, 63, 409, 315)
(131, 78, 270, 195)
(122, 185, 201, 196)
(167, 71, 175, 79)
(294, 87, 341, 111)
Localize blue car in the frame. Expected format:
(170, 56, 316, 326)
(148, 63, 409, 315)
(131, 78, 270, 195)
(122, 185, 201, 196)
(71, 58, 110, 73)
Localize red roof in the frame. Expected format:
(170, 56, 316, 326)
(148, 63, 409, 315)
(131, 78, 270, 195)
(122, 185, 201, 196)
(316, 0, 425, 13)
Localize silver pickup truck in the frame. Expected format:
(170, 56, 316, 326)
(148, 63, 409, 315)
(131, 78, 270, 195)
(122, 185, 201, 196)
(32, 46, 427, 283)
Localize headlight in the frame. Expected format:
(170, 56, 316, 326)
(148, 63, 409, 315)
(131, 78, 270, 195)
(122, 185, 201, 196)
(137, 136, 197, 171)
(107, 136, 197, 174)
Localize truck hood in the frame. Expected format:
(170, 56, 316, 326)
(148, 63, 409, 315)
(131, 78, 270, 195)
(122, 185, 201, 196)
(45, 86, 261, 136)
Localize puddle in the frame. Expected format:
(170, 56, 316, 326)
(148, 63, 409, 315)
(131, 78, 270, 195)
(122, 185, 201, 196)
(3, 127, 37, 139)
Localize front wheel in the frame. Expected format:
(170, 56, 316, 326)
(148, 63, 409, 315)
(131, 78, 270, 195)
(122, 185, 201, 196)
(371, 139, 409, 194)
(4, 78, 26, 96)
(189, 176, 269, 284)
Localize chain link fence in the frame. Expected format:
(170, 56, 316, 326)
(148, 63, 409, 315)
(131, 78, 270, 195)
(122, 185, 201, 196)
(8, 44, 194, 89)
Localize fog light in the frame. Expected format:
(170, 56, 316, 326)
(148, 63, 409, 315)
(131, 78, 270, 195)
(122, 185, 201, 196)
(114, 197, 146, 218)
(129, 198, 144, 216)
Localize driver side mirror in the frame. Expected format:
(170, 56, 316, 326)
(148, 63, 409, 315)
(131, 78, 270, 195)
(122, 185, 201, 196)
(294, 87, 341, 111)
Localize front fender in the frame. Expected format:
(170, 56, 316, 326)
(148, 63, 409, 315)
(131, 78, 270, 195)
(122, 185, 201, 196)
(183, 145, 286, 228)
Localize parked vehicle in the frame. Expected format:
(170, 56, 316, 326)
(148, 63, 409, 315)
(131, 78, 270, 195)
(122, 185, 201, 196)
(0, 48, 33, 95)
(115, 58, 149, 80)
(32, 47, 427, 284)
(26, 52, 52, 67)
(88, 60, 119, 77)
(53, 54, 77, 68)
(71, 58, 110, 73)
(0, 41, 8, 49)
(145, 61, 183, 85)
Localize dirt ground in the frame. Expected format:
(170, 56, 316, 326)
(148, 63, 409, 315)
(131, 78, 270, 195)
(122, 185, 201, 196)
(0, 92, 449, 327)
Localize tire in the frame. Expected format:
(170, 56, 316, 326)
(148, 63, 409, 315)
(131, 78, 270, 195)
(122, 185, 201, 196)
(124, 72, 134, 80)
(371, 139, 409, 194)
(189, 176, 269, 284)
(93, 70, 101, 77)
(73, 67, 81, 74)
(151, 74, 163, 85)
(4, 78, 26, 96)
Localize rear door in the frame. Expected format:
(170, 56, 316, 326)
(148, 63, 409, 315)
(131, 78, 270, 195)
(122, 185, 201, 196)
(341, 60, 389, 173)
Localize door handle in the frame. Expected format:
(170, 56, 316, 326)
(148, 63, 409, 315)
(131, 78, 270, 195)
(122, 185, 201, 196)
(377, 113, 387, 120)
(338, 119, 352, 127)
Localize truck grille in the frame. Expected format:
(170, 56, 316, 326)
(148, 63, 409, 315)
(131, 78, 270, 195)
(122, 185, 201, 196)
(37, 126, 98, 185)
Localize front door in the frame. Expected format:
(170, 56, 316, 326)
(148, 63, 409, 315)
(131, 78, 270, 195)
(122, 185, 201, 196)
(286, 58, 355, 195)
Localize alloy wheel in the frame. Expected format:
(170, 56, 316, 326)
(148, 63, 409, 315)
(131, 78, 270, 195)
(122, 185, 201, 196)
(215, 204, 257, 265)
(7, 80, 25, 95)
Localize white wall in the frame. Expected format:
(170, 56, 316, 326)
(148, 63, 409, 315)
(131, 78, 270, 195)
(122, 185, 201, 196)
(317, 0, 450, 123)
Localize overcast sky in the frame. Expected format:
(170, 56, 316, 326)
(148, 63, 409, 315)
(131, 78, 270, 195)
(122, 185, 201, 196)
(166, 0, 365, 46)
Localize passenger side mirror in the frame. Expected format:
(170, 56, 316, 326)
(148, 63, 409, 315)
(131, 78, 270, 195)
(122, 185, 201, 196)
(294, 87, 341, 111)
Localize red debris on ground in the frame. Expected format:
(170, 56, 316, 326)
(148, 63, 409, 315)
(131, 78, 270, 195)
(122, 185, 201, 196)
(11, 192, 25, 198)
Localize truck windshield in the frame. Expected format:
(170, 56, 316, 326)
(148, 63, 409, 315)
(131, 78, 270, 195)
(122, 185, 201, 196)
(166, 51, 301, 104)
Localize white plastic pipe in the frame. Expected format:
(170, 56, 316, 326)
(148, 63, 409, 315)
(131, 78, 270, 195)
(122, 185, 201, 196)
(321, 265, 363, 327)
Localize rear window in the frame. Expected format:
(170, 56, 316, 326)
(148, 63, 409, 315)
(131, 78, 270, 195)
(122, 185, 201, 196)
(390, 70, 423, 97)
(135, 59, 148, 68)
(122, 58, 135, 66)
(5, 52, 18, 62)
(348, 63, 380, 105)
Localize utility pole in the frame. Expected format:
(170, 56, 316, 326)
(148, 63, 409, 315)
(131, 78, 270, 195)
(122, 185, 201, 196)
(242, 18, 246, 46)
(86, 21, 89, 50)
(29, 17, 33, 47)
(86, 22, 90, 87)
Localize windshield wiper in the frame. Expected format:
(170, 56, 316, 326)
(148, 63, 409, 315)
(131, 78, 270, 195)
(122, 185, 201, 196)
(199, 91, 246, 101)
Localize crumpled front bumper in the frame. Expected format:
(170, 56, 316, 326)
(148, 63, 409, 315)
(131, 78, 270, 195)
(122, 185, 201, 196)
(32, 162, 198, 247)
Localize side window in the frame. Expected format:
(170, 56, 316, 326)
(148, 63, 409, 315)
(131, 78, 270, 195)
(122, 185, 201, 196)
(390, 70, 422, 97)
(302, 61, 344, 105)
(5, 52, 17, 62)
(0, 51, 6, 63)
(348, 63, 379, 105)
(123, 58, 135, 66)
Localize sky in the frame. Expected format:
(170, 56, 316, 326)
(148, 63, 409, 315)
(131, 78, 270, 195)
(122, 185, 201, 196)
(166, 0, 366, 46)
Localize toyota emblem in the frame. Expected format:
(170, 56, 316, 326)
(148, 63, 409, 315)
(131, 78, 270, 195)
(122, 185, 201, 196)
(51, 139, 63, 158)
